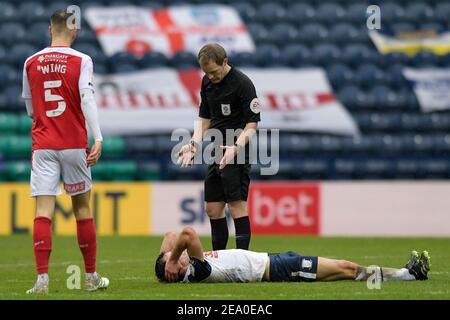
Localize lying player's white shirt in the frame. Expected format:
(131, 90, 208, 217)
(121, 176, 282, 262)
(182, 249, 268, 283)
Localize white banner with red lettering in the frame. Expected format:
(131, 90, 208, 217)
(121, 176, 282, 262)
(94, 68, 359, 136)
(85, 5, 255, 57)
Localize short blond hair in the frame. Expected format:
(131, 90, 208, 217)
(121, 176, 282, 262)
(50, 9, 73, 35)
(198, 43, 227, 66)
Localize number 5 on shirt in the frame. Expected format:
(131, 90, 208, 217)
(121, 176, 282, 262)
(44, 80, 66, 118)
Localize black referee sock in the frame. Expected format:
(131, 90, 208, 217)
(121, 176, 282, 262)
(234, 216, 251, 250)
(210, 217, 229, 250)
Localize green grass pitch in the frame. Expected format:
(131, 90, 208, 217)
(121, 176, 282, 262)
(1, 235, 449, 300)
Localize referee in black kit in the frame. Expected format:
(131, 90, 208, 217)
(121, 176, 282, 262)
(178, 43, 261, 251)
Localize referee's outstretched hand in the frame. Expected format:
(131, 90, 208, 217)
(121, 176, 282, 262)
(219, 145, 238, 170)
(178, 144, 196, 168)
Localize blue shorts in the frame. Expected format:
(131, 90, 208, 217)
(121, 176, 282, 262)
(269, 251, 318, 282)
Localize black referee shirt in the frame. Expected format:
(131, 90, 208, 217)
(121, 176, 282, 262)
(199, 66, 261, 134)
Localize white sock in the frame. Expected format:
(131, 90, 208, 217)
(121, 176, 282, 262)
(37, 273, 49, 283)
(383, 268, 416, 281)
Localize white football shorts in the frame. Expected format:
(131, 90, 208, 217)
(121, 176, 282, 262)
(30, 149, 92, 197)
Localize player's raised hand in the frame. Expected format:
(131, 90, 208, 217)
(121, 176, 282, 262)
(87, 140, 102, 167)
(177, 143, 196, 168)
(219, 145, 238, 170)
(165, 258, 181, 282)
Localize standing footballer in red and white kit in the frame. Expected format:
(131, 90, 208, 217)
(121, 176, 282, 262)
(22, 10, 109, 294)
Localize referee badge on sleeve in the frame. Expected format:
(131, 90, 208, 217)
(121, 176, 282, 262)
(221, 104, 231, 116)
(250, 98, 261, 114)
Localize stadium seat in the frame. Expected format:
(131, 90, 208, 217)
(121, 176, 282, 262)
(298, 23, 329, 44)
(420, 159, 449, 179)
(328, 23, 361, 44)
(313, 44, 343, 66)
(91, 161, 137, 181)
(341, 44, 378, 67)
(46, 2, 74, 14)
(170, 51, 198, 70)
(254, 44, 284, 67)
(404, 2, 435, 23)
(361, 159, 395, 179)
(420, 22, 445, 33)
(0, 23, 27, 46)
(429, 113, 450, 132)
(76, 29, 98, 45)
(4, 85, 24, 111)
(165, 162, 206, 181)
(94, 63, 108, 74)
(139, 51, 169, 68)
(433, 134, 450, 156)
(342, 136, 374, 155)
(315, 3, 346, 24)
(6, 161, 31, 181)
(229, 52, 257, 67)
(26, 22, 51, 47)
(124, 135, 159, 157)
(370, 85, 407, 110)
(18, 114, 32, 134)
(246, 23, 269, 44)
(391, 22, 417, 34)
(297, 159, 329, 180)
(378, 2, 406, 24)
(346, 3, 369, 24)
(102, 136, 126, 157)
(0, 113, 19, 134)
(285, 3, 315, 25)
(233, 2, 256, 22)
(137, 161, 161, 181)
(281, 44, 315, 67)
(0, 65, 21, 88)
(112, 63, 139, 73)
(110, 52, 139, 66)
(18, 2, 47, 24)
(73, 43, 107, 65)
(395, 159, 421, 179)
(435, 3, 450, 23)
(257, 2, 287, 23)
(380, 52, 409, 68)
(280, 134, 316, 156)
(8, 44, 38, 67)
(354, 64, 387, 89)
(318, 136, 343, 155)
(266, 23, 299, 47)
(326, 63, 354, 90)
(0, 3, 17, 23)
(0, 93, 7, 112)
(265, 159, 297, 180)
(334, 159, 359, 179)
(411, 51, 440, 67)
(337, 85, 367, 110)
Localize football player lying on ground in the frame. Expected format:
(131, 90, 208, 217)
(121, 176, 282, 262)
(155, 227, 430, 283)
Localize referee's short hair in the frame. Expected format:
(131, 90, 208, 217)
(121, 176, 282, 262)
(198, 43, 227, 66)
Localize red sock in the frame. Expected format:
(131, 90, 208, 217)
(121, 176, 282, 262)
(76, 218, 97, 273)
(33, 216, 52, 274)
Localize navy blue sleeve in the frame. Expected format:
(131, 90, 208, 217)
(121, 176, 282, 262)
(187, 257, 212, 282)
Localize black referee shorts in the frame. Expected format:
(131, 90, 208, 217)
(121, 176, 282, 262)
(204, 163, 251, 203)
